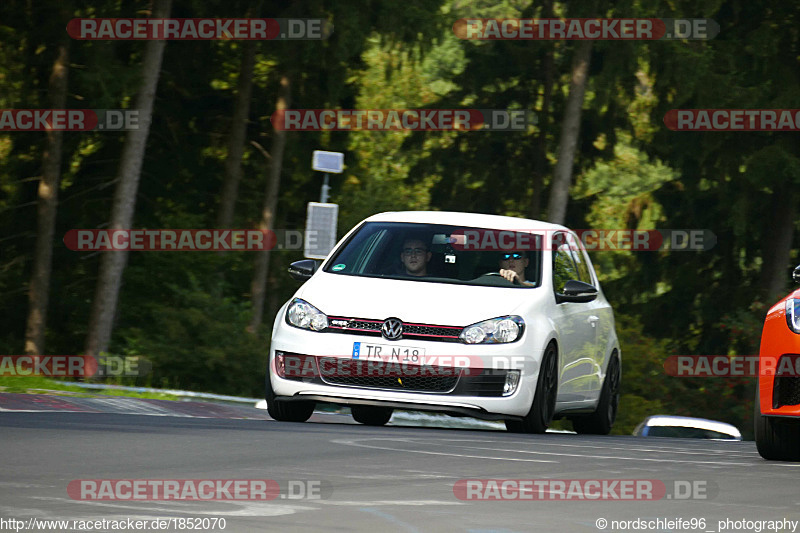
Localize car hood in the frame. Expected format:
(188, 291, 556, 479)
(294, 271, 544, 326)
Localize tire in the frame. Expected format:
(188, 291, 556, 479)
(505, 343, 558, 434)
(572, 354, 620, 435)
(351, 405, 393, 426)
(265, 361, 315, 423)
(754, 387, 800, 461)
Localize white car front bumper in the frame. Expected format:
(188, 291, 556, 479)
(268, 322, 547, 419)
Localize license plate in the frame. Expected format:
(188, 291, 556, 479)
(352, 342, 426, 364)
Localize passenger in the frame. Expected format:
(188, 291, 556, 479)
(400, 238, 431, 277)
(498, 251, 534, 286)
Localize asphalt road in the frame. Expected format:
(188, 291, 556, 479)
(1, 395, 800, 533)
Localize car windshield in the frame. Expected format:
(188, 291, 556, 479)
(323, 222, 543, 288)
(645, 425, 739, 440)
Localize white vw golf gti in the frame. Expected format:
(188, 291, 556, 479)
(267, 211, 621, 433)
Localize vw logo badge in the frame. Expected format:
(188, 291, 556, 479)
(381, 318, 404, 340)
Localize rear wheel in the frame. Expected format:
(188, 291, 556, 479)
(755, 387, 800, 461)
(351, 405, 393, 426)
(265, 362, 315, 422)
(505, 343, 558, 434)
(572, 354, 620, 435)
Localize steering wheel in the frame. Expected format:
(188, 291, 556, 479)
(479, 271, 523, 285)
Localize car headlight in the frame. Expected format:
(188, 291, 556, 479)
(786, 298, 800, 334)
(460, 316, 524, 344)
(286, 298, 329, 331)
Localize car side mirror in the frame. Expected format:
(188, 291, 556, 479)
(794, 265, 800, 285)
(288, 259, 319, 281)
(556, 279, 598, 303)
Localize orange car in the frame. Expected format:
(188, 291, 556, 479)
(755, 266, 800, 460)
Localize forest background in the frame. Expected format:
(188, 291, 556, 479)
(2, 0, 795, 438)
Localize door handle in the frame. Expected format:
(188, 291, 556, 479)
(588, 315, 599, 328)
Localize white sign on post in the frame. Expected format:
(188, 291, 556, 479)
(312, 151, 344, 174)
(305, 202, 339, 259)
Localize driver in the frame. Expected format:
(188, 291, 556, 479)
(498, 251, 534, 286)
(400, 238, 431, 277)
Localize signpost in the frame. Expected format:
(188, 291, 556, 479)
(306, 151, 343, 259)
(311, 150, 344, 203)
(304, 203, 338, 260)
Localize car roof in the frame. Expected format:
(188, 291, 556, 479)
(364, 211, 568, 233)
(642, 415, 742, 437)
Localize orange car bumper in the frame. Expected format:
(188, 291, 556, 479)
(759, 294, 800, 417)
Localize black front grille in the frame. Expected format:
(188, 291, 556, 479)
(327, 316, 462, 342)
(319, 359, 460, 393)
(278, 353, 513, 397)
(774, 376, 800, 408)
(342, 320, 383, 332)
(403, 324, 462, 340)
(278, 353, 318, 382)
(327, 318, 382, 338)
(453, 370, 509, 397)
(772, 355, 800, 408)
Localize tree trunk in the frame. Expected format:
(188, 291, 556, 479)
(84, 0, 171, 357)
(216, 41, 257, 230)
(529, 0, 554, 220)
(760, 188, 797, 302)
(24, 42, 69, 356)
(546, 40, 593, 225)
(249, 74, 290, 333)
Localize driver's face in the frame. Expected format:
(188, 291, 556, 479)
(499, 253, 529, 278)
(400, 239, 430, 276)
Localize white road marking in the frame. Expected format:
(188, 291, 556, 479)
(382, 436, 755, 456)
(30, 496, 314, 517)
(332, 438, 557, 463)
(0, 407, 263, 420)
(438, 443, 780, 467)
(491, 440, 759, 457)
(332, 437, 795, 467)
(316, 500, 463, 506)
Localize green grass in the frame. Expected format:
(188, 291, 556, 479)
(0, 376, 184, 401)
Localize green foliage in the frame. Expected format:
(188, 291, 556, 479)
(337, 41, 443, 231)
(575, 132, 677, 287)
(609, 314, 670, 435)
(0, 0, 794, 435)
(607, 313, 756, 438)
(116, 252, 268, 397)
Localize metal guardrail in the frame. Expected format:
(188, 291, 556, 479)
(59, 381, 261, 404)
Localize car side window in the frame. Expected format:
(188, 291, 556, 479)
(552, 233, 579, 294)
(567, 233, 593, 285)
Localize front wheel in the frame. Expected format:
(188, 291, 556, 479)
(505, 343, 558, 434)
(351, 405, 394, 426)
(265, 362, 315, 422)
(755, 387, 800, 461)
(571, 354, 620, 435)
